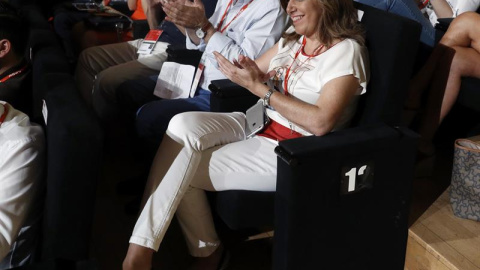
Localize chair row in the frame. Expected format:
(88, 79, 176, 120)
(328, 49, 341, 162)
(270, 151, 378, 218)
(22, 3, 105, 265)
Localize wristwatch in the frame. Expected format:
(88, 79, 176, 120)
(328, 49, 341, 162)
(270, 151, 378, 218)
(263, 88, 275, 107)
(196, 21, 212, 39)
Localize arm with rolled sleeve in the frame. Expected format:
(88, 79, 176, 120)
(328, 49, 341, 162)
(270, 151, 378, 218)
(0, 120, 44, 262)
(186, 0, 287, 61)
(186, 0, 287, 88)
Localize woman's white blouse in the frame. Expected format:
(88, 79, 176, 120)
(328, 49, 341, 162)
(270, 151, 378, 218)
(265, 35, 369, 136)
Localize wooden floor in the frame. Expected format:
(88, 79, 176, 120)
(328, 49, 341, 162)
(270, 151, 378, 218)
(405, 190, 480, 270)
(405, 135, 480, 270)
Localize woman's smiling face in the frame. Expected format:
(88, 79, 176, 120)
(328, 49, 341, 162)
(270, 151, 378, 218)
(286, 0, 321, 38)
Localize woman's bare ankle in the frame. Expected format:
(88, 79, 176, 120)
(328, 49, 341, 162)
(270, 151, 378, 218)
(123, 243, 154, 270)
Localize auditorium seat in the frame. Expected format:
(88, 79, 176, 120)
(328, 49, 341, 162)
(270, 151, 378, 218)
(25, 4, 104, 264)
(208, 2, 422, 232)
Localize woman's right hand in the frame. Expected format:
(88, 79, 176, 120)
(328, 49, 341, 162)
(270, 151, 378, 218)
(214, 52, 276, 97)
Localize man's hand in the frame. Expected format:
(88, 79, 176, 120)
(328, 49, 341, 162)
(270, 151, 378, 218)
(163, 0, 208, 29)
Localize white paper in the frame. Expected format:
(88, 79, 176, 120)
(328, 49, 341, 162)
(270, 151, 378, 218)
(153, 62, 196, 99)
(42, 99, 48, 125)
(357, 10, 364, 22)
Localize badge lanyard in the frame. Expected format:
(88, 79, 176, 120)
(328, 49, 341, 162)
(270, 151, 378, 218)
(216, 0, 255, 33)
(190, 54, 206, 97)
(137, 29, 164, 55)
(283, 37, 325, 97)
(0, 104, 9, 128)
(0, 65, 28, 83)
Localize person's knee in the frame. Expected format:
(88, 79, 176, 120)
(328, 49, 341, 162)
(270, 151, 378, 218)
(167, 112, 244, 151)
(449, 12, 478, 36)
(76, 47, 98, 75)
(455, 11, 479, 24)
(77, 45, 112, 75)
(167, 113, 194, 138)
(95, 67, 123, 101)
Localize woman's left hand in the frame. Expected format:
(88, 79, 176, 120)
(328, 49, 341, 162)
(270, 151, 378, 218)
(214, 52, 275, 97)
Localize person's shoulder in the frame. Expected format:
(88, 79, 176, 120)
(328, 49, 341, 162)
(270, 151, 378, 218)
(330, 39, 367, 57)
(1, 103, 44, 147)
(333, 39, 363, 51)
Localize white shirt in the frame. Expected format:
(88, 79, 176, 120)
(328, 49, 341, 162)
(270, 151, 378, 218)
(186, 0, 288, 90)
(427, 0, 480, 25)
(265, 36, 369, 136)
(0, 102, 44, 265)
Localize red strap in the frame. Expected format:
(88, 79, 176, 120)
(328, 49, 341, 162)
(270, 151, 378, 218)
(0, 65, 28, 83)
(216, 0, 255, 33)
(283, 37, 324, 96)
(257, 120, 303, 141)
(418, 0, 429, 9)
(0, 104, 9, 128)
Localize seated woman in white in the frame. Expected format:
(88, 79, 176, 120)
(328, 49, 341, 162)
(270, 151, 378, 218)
(122, 0, 369, 269)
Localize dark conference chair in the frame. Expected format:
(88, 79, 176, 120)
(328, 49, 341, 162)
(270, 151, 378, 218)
(26, 4, 104, 264)
(273, 124, 417, 270)
(208, 3, 422, 232)
(165, 3, 421, 269)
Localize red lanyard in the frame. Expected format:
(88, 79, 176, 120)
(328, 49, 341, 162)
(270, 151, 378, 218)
(283, 37, 324, 96)
(0, 104, 9, 128)
(0, 65, 28, 83)
(216, 0, 255, 33)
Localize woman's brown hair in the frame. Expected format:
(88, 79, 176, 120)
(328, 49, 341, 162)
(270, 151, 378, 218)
(284, 0, 365, 47)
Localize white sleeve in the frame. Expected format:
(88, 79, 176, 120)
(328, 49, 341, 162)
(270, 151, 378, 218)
(319, 40, 369, 95)
(0, 130, 44, 261)
(203, 6, 286, 63)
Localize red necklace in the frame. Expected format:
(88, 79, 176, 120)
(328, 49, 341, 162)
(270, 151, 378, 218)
(283, 37, 325, 96)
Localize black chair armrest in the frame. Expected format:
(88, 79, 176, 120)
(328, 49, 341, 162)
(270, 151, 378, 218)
(209, 79, 252, 97)
(434, 17, 454, 42)
(275, 124, 417, 166)
(457, 77, 480, 112)
(166, 45, 203, 66)
(209, 79, 258, 113)
(435, 18, 454, 32)
(132, 19, 149, 39)
(83, 15, 132, 31)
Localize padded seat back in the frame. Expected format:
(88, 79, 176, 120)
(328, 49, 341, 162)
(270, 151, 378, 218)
(41, 75, 104, 261)
(24, 4, 105, 261)
(272, 4, 422, 269)
(352, 3, 421, 126)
